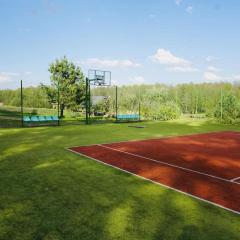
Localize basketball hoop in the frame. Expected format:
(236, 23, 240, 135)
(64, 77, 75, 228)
(88, 69, 111, 86)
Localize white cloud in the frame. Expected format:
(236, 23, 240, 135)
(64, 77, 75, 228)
(206, 56, 218, 62)
(0, 72, 19, 83)
(203, 71, 240, 83)
(151, 49, 190, 66)
(81, 58, 141, 68)
(175, 0, 182, 5)
(0, 71, 32, 84)
(203, 65, 223, 81)
(151, 48, 198, 72)
(207, 66, 221, 72)
(129, 76, 145, 84)
(186, 6, 193, 14)
(167, 66, 198, 72)
(203, 71, 222, 81)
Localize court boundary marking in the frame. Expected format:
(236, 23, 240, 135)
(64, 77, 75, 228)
(67, 147, 240, 215)
(231, 176, 240, 182)
(67, 130, 240, 149)
(98, 144, 240, 185)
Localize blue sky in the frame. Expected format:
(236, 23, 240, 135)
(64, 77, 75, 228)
(1, 0, 240, 89)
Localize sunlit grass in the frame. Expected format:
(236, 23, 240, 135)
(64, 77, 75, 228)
(0, 118, 239, 239)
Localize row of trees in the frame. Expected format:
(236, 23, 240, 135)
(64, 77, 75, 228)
(92, 82, 240, 123)
(0, 87, 51, 108)
(0, 57, 85, 117)
(1, 57, 240, 123)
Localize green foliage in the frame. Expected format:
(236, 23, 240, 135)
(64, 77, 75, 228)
(214, 93, 240, 123)
(2, 81, 240, 123)
(92, 97, 111, 115)
(0, 87, 51, 108)
(43, 56, 85, 115)
(40, 84, 57, 106)
(150, 101, 181, 120)
(91, 82, 240, 123)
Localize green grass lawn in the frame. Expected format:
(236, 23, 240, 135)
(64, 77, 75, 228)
(0, 106, 114, 128)
(0, 118, 239, 239)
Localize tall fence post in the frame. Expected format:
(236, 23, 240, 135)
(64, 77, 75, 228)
(138, 86, 141, 121)
(57, 80, 60, 126)
(115, 86, 118, 122)
(20, 80, 23, 127)
(85, 78, 88, 124)
(220, 88, 223, 121)
(88, 78, 91, 123)
(85, 78, 91, 124)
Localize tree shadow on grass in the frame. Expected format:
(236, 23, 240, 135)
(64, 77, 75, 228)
(0, 120, 239, 239)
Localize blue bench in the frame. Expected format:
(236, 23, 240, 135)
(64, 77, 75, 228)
(23, 115, 59, 126)
(116, 114, 140, 122)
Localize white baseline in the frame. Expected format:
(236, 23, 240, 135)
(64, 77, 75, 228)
(98, 144, 240, 185)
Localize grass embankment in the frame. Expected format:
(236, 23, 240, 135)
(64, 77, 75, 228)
(0, 118, 239, 239)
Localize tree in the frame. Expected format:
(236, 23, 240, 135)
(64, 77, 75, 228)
(214, 93, 240, 123)
(42, 56, 85, 117)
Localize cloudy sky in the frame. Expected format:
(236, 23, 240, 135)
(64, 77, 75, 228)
(1, 0, 240, 89)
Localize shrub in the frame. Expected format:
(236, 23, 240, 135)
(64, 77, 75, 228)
(145, 101, 181, 121)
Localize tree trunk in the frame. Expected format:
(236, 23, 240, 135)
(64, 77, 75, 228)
(60, 103, 65, 118)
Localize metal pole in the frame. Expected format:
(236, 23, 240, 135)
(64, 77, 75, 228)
(20, 80, 23, 127)
(220, 88, 223, 121)
(138, 86, 141, 121)
(115, 85, 118, 122)
(195, 92, 198, 115)
(88, 79, 91, 124)
(57, 80, 60, 125)
(85, 78, 89, 124)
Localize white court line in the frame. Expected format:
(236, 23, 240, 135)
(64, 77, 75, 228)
(231, 177, 240, 182)
(98, 144, 240, 185)
(67, 148, 240, 215)
(67, 130, 239, 148)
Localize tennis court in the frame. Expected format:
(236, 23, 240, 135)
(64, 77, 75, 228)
(68, 131, 240, 214)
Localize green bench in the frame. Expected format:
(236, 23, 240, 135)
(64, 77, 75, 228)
(116, 114, 140, 122)
(23, 115, 59, 126)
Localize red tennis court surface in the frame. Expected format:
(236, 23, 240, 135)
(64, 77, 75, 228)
(69, 131, 240, 214)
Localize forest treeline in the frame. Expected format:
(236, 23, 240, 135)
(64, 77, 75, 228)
(1, 82, 240, 123)
(92, 82, 240, 123)
(0, 87, 51, 109)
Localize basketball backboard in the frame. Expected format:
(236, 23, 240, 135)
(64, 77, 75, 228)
(88, 69, 111, 86)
